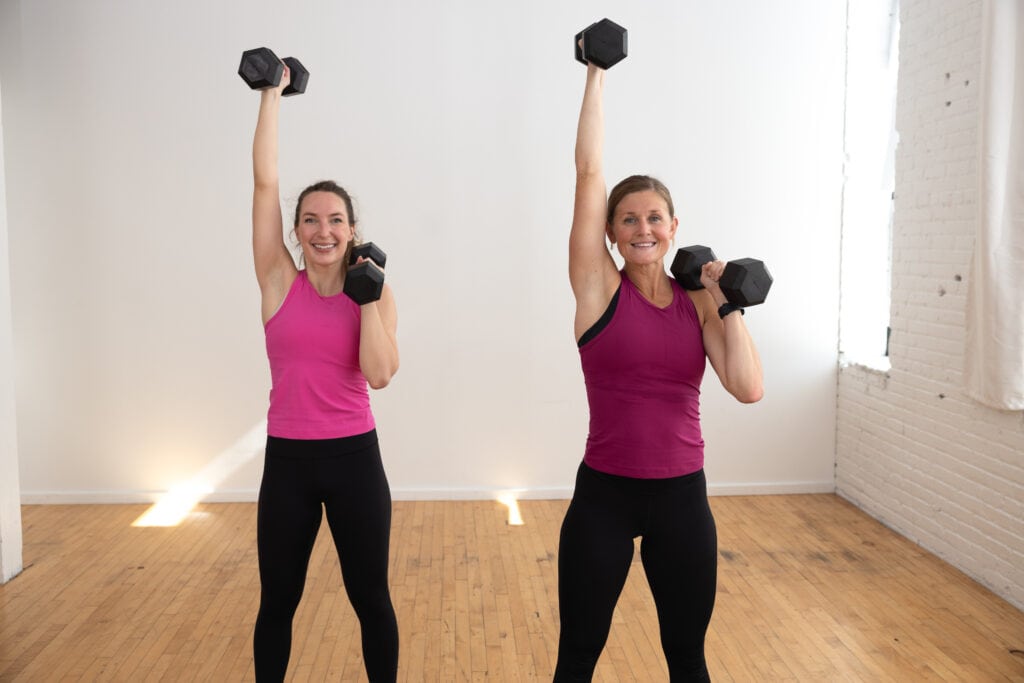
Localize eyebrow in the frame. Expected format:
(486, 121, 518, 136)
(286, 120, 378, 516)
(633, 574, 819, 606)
(302, 212, 346, 219)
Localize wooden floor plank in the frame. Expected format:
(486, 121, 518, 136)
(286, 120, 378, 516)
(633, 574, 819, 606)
(1, 495, 1022, 681)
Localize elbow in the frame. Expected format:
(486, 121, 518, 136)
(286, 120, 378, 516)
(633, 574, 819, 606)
(736, 385, 764, 404)
(729, 380, 764, 404)
(367, 376, 391, 390)
(364, 359, 399, 390)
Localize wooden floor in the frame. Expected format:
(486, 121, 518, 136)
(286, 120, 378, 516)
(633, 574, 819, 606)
(1, 496, 1022, 682)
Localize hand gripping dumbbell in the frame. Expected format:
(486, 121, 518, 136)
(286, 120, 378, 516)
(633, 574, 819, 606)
(670, 245, 773, 308)
(344, 243, 387, 305)
(238, 47, 309, 95)
(574, 18, 628, 70)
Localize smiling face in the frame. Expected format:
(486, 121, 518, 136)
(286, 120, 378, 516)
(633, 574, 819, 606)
(607, 190, 678, 265)
(295, 191, 354, 268)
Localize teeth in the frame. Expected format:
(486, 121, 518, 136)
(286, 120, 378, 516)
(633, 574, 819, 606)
(313, 243, 337, 250)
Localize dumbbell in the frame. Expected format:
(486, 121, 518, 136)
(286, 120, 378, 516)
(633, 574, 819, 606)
(344, 242, 387, 305)
(670, 245, 773, 307)
(238, 47, 309, 95)
(574, 18, 628, 70)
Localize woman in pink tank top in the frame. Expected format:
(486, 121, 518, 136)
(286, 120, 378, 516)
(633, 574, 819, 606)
(555, 44, 765, 682)
(248, 62, 400, 682)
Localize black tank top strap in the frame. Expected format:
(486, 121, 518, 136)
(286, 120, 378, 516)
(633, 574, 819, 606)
(577, 284, 622, 348)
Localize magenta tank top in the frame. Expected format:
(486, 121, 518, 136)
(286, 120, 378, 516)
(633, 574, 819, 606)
(579, 271, 707, 478)
(264, 271, 375, 439)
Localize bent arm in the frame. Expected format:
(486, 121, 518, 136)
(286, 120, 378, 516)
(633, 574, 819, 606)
(696, 268, 764, 403)
(358, 284, 399, 389)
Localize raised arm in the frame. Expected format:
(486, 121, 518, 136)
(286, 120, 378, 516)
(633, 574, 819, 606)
(569, 64, 621, 341)
(252, 66, 298, 324)
(694, 262, 764, 403)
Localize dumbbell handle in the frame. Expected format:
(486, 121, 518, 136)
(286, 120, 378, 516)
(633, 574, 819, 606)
(670, 245, 772, 308)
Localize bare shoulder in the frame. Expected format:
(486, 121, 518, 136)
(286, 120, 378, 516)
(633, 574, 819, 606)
(686, 288, 715, 328)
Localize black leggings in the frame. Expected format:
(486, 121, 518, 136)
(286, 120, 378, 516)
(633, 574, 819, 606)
(554, 462, 718, 682)
(254, 431, 398, 683)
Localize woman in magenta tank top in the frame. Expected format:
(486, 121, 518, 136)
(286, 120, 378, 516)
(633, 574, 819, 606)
(249, 63, 400, 682)
(555, 56, 764, 681)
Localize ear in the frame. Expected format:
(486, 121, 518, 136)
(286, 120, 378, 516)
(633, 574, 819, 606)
(606, 223, 616, 244)
(669, 216, 679, 239)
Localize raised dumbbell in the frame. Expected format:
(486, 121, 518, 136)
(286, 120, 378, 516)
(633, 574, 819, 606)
(670, 245, 773, 307)
(238, 47, 309, 96)
(344, 242, 387, 305)
(574, 18, 628, 70)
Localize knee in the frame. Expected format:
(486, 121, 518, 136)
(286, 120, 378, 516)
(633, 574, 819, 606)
(258, 584, 305, 620)
(347, 583, 394, 619)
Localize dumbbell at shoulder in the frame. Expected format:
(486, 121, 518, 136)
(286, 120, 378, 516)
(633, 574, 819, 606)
(719, 258, 773, 308)
(344, 261, 385, 305)
(670, 245, 773, 307)
(350, 242, 386, 269)
(343, 242, 388, 305)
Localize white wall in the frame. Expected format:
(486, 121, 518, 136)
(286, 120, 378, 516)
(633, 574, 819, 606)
(837, 0, 1024, 611)
(0, 77, 24, 583)
(0, 0, 846, 503)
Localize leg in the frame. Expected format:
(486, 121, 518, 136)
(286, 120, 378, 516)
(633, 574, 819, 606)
(321, 440, 399, 683)
(640, 471, 717, 682)
(253, 444, 324, 682)
(554, 464, 638, 682)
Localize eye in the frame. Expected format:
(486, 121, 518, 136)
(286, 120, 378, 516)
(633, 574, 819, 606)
(650, 215, 662, 223)
(623, 216, 636, 224)
(303, 217, 316, 224)
(331, 217, 345, 224)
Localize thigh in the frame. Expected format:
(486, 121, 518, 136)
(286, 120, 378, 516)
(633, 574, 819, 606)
(639, 473, 718, 640)
(257, 448, 324, 591)
(558, 464, 638, 634)
(320, 441, 393, 586)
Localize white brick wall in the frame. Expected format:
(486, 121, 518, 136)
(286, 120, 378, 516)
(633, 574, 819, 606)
(836, 0, 1024, 612)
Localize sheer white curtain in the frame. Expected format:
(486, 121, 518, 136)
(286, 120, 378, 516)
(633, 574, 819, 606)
(966, 0, 1024, 410)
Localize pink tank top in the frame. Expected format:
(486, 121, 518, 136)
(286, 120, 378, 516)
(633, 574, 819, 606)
(579, 271, 707, 478)
(264, 271, 375, 439)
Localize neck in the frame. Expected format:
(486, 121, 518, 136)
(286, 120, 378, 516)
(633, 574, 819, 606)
(624, 260, 670, 292)
(305, 262, 344, 297)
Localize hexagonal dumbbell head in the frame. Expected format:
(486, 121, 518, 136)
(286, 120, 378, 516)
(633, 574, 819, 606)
(575, 22, 596, 65)
(575, 18, 628, 70)
(350, 242, 387, 269)
(281, 57, 309, 96)
(719, 258, 773, 307)
(344, 261, 385, 305)
(670, 245, 717, 291)
(238, 47, 284, 90)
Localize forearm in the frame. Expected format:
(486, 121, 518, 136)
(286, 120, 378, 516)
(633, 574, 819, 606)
(358, 302, 399, 389)
(575, 65, 605, 177)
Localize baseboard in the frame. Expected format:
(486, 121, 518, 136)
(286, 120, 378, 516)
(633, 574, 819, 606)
(20, 481, 835, 505)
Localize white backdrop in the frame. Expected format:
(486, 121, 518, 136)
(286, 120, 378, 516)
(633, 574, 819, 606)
(0, 0, 846, 502)
(966, 0, 1024, 410)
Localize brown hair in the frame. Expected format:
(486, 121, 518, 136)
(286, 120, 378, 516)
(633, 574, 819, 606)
(606, 175, 675, 224)
(291, 180, 360, 269)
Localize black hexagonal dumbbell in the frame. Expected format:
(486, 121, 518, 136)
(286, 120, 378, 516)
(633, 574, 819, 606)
(574, 18, 628, 70)
(344, 242, 387, 305)
(670, 245, 773, 307)
(238, 47, 309, 96)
